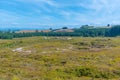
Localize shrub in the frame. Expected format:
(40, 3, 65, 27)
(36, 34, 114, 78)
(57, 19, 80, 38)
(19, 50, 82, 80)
(64, 66, 116, 79)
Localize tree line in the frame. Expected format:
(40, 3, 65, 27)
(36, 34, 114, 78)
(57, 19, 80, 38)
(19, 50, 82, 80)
(0, 25, 120, 39)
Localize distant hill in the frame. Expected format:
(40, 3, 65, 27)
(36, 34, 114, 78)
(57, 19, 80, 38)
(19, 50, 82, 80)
(15, 30, 52, 33)
(15, 29, 74, 33)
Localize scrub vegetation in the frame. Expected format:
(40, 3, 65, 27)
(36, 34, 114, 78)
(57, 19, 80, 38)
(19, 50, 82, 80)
(0, 36, 120, 80)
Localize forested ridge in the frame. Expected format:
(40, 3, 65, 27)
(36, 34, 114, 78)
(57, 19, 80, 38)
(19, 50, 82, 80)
(0, 25, 120, 39)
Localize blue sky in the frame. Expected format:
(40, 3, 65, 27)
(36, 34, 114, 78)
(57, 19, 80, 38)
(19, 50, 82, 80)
(0, 0, 120, 28)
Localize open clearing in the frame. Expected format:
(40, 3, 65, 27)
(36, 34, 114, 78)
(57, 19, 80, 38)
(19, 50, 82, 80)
(0, 37, 120, 80)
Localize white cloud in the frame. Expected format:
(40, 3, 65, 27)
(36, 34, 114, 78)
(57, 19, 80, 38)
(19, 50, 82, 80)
(1, 0, 120, 26)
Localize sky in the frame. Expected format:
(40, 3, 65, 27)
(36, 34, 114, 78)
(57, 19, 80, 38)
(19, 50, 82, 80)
(0, 0, 120, 29)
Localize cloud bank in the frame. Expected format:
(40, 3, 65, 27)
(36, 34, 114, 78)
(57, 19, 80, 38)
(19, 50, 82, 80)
(0, 0, 120, 28)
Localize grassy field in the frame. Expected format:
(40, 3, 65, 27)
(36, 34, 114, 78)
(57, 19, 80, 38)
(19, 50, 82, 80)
(0, 37, 120, 80)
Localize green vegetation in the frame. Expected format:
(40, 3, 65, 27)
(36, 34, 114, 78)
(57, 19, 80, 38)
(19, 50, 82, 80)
(1, 25, 120, 39)
(0, 36, 120, 80)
